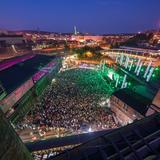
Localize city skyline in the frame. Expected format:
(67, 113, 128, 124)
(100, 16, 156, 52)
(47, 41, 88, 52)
(0, 1, 160, 159)
(0, 0, 160, 34)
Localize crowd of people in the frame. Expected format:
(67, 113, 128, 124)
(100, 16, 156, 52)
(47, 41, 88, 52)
(16, 69, 119, 137)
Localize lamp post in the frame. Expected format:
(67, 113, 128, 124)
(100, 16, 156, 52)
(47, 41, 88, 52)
(129, 60, 133, 71)
(146, 67, 154, 82)
(134, 59, 141, 73)
(121, 74, 127, 89)
(144, 61, 152, 79)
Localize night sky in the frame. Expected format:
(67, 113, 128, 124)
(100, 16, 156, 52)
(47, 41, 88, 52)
(0, 0, 160, 34)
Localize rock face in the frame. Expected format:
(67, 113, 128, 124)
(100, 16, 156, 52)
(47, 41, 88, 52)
(0, 109, 33, 160)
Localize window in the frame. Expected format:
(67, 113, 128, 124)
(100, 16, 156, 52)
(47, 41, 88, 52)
(123, 103, 128, 111)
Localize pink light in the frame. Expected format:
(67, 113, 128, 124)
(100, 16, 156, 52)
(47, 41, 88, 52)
(0, 54, 35, 72)
(32, 61, 56, 83)
(0, 78, 34, 113)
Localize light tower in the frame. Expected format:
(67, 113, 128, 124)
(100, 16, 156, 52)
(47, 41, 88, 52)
(74, 26, 77, 35)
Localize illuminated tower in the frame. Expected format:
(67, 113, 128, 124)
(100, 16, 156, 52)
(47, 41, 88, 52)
(74, 26, 77, 35)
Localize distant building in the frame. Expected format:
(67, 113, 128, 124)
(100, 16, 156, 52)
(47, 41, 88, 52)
(110, 89, 151, 125)
(72, 35, 103, 42)
(71, 34, 133, 45)
(152, 31, 160, 44)
(0, 34, 31, 59)
(0, 29, 8, 35)
(0, 34, 26, 46)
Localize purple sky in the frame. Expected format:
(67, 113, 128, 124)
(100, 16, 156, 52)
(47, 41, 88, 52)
(0, 0, 160, 34)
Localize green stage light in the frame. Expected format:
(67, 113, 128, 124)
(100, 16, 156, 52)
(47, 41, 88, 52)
(155, 67, 159, 71)
(152, 74, 156, 77)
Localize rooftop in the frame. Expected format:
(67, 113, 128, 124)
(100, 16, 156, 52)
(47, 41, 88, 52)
(50, 113, 160, 160)
(0, 54, 56, 94)
(113, 88, 151, 115)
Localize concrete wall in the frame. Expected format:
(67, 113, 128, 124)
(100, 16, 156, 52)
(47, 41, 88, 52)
(0, 109, 33, 160)
(152, 89, 160, 108)
(110, 96, 143, 125)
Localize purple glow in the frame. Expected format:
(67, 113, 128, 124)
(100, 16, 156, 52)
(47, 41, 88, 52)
(32, 61, 56, 83)
(0, 54, 35, 72)
(0, 60, 56, 114)
(32, 71, 47, 82)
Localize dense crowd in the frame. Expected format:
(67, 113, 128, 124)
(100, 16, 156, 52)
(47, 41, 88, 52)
(17, 69, 119, 136)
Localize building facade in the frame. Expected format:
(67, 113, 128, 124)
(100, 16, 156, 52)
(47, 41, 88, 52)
(110, 89, 150, 125)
